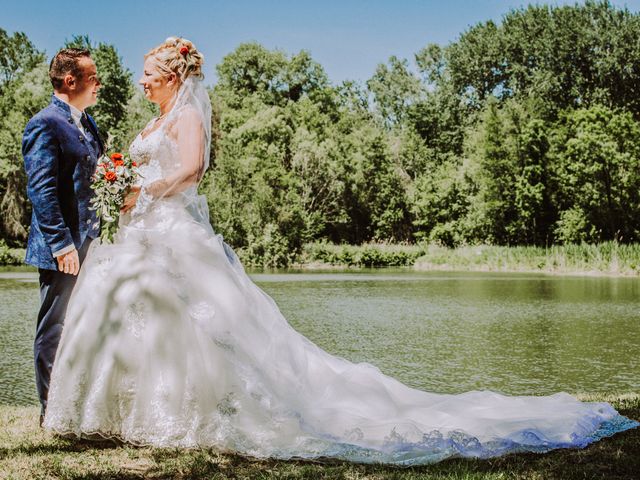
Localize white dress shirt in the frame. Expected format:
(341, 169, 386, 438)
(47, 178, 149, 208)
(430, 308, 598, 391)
(63, 97, 90, 138)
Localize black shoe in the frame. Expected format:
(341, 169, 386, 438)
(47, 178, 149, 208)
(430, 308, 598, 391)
(39, 413, 44, 428)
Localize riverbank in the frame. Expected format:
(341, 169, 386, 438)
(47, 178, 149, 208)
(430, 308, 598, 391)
(0, 393, 638, 479)
(296, 241, 640, 276)
(412, 243, 640, 276)
(4, 241, 640, 276)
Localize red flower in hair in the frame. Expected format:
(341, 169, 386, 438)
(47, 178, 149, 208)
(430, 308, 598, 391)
(180, 46, 189, 56)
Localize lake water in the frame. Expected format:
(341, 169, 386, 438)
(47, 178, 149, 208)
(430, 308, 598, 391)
(1, 268, 638, 406)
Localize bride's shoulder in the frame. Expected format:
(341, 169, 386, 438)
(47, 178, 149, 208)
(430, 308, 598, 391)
(176, 104, 200, 122)
(168, 106, 202, 132)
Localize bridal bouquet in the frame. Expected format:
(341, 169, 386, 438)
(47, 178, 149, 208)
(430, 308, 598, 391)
(90, 152, 140, 243)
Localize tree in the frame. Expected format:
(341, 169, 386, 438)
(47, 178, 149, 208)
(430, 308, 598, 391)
(444, 1, 640, 116)
(0, 28, 44, 88)
(333, 123, 411, 243)
(464, 97, 552, 245)
(216, 42, 288, 107)
(0, 30, 48, 244)
(550, 105, 640, 242)
(366, 55, 423, 126)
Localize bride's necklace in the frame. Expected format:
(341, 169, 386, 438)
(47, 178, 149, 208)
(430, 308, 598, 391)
(155, 95, 177, 124)
(143, 112, 168, 136)
(142, 95, 176, 138)
(141, 114, 167, 140)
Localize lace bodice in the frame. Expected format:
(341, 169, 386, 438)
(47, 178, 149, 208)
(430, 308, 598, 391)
(129, 123, 180, 187)
(123, 121, 210, 230)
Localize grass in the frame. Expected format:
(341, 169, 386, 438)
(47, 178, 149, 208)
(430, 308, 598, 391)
(412, 243, 640, 276)
(297, 241, 640, 276)
(0, 393, 638, 479)
(297, 241, 427, 268)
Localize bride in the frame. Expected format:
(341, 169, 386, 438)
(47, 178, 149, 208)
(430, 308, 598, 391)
(43, 37, 638, 465)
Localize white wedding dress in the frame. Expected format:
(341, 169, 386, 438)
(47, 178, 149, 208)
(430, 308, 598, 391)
(44, 79, 638, 466)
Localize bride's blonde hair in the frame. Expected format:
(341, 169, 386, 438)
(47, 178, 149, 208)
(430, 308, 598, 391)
(145, 36, 204, 82)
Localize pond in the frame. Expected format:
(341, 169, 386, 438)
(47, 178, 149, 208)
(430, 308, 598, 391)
(1, 268, 638, 406)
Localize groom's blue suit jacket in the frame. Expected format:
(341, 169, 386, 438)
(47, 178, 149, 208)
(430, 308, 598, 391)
(22, 95, 104, 270)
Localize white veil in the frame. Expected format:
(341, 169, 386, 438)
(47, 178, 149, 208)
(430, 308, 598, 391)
(136, 75, 214, 233)
(170, 76, 213, 232)
(165, 75, 212, 175)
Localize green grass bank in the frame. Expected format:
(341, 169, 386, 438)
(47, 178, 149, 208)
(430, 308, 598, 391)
(4, 241, 640, 276)
(297, 241, 640, 275)
(0, 393, 638, 479)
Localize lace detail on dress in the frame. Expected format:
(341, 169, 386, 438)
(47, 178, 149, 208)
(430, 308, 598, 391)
(130, 185, 153, 217)
(125, 302, 147, 339)
(125, 125, 180, 221)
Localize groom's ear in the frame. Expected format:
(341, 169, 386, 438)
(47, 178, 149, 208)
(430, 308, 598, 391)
(63, 74, 78, 91)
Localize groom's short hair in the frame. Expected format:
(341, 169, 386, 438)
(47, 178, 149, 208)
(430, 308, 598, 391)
(49, 48, 92, 90)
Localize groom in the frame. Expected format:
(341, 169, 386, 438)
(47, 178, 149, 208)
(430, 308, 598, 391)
(22, 48, 104, 427)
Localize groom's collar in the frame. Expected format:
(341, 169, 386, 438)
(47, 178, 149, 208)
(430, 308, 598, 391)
(51, 94, 71, 114)
(50, 94, 85, 120)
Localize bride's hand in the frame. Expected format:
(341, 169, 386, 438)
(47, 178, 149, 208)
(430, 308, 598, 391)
(121, 185, 141, 213)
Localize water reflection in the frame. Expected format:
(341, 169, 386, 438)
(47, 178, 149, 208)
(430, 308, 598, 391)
(260, 270, 640, 396)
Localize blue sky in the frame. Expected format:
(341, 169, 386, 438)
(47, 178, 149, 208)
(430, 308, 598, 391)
(4, 0, 640, 87)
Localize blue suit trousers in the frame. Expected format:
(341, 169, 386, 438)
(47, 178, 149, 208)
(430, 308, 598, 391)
(34, 238, 93, 415)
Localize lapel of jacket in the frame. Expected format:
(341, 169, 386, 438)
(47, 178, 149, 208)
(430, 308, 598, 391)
(84, 113, 105, 156)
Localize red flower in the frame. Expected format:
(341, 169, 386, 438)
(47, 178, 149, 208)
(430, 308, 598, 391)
(180, 46, 189, 56)
(132, 161, 138, 167)
(105, 171, 117, 182)
(110, 153, 124, 161)
(113, 160, 124, 167)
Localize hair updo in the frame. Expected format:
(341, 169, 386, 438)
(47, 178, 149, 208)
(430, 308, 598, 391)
(145, 36, 204, 82)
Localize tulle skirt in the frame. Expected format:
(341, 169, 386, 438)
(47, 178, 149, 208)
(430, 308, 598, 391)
(44, 200, 638, 465)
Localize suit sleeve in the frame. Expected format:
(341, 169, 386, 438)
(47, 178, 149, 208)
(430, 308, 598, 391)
(23, 119, 75, 255)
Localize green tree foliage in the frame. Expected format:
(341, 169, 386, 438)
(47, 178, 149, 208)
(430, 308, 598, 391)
(550, 105, 640, 243)
(0, 29, 48, 244)
(406, 0, 640, 247)
(215, 42, 331, 109)
(367, 55, 423, 126)
(208, 42, 411, 266)
(446, 1, 640, 115)
(462, 97, 553, 245)
(0, 29, 43, 88)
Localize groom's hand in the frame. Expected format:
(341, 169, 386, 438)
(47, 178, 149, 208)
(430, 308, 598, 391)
(121, 185, 141, 213)
(57, 249, 80, 275)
